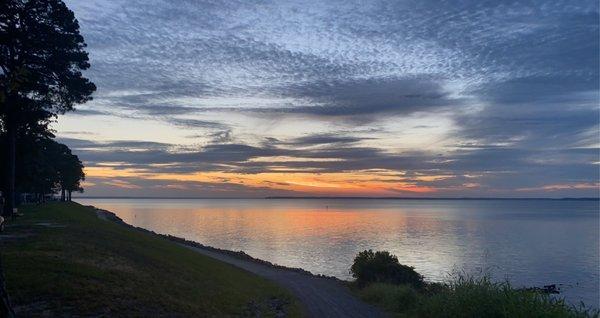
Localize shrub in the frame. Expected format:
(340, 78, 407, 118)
(350, 250, 424, 288)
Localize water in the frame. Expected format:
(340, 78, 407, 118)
(77, 198, 599, 307)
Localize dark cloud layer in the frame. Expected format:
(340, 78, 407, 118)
(59, 134, 599, 196)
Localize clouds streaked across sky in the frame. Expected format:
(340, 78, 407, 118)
(56, 0, 599, 197)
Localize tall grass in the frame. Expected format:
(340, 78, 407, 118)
(351, 250, 597, 317)
(358, 283, 419, 313)
(417, 274, 595, 318)
(356, 274, 598, 318)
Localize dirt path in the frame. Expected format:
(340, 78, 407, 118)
(181, 244, 384, 318)
(95, 208, 383, 317)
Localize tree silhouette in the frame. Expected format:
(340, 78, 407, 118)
(54, 143, 85, 201)
(0, 0, 95, 215)
(0, 136, 85, 203)
(17, 136, 59, 201)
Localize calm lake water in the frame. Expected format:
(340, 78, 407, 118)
(77, 198, 599, 307)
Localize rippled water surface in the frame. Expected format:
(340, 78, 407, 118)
(77, 198, 599, 306)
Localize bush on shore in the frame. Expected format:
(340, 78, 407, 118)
(351, 250, 598, 318)
(350, 249, 424, 289)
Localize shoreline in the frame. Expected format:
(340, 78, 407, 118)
(5, 203, 593, 317)
(92, 204, 600, 309)
(93, 207, 342, 282)
(93, 206, 571, 297)
(93, 206, 386, 317)
(92, 204, 600, 312)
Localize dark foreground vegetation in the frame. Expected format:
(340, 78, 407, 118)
(350, 250, 597, 318)
(1, 0, 95, 214)
(0, 137, 85, 202)
(0, 203, 301, 316)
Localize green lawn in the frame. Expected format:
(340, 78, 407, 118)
(0, 202, 302, 317)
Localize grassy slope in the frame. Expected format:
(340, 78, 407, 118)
(0, 202, 302, 317)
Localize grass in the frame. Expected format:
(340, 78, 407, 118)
(354, 275, 598, 318)
(0, 202, 302, 317)
(357, 282, 419, 313)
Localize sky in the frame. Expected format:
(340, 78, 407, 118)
(56, 0, 599, 198)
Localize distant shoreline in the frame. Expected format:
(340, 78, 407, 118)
(74, 196, 600, 201)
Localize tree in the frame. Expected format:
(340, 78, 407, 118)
(15, 136, 60, 202)
(54, 143, 85, 201)
(0, 0, 95, 216)
(0, 136, 85, 203)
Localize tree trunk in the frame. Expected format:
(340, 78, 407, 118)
(68, 190, 72, 202)
(3, 120, 16, 218)
(61, 188, 65, 202)
(0, 254, 15, 317)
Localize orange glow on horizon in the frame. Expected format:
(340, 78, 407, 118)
(83, 166, 440, 195)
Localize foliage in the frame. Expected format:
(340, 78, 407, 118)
(416, 274, 596, 318)
(0, 0, 96, 116)
(0, 135, 84, 201)
(0, 0, 95, 214)
(50, 141, 85, 200)
(350, 249, 424, 288)
(352, 251, 598, 318)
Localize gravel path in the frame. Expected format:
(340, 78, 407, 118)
(181, 245, 384, 318)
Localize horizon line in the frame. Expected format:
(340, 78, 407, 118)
(73, 196, 600, 201)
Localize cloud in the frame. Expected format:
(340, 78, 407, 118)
(274, 133, 367, 146)
(60, 130, 599, 197)
(167, 118, 228, 130)
(269, 76, 464, 117)
(84, 176, 299, 198)
(59, 0, 599, 196)
(69, 108, 111, 116)
(57, 138, 171, 151)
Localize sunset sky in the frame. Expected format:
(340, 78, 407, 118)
(55, 0, 599, 198)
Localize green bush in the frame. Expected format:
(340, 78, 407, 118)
(350, 250, 424, 288)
